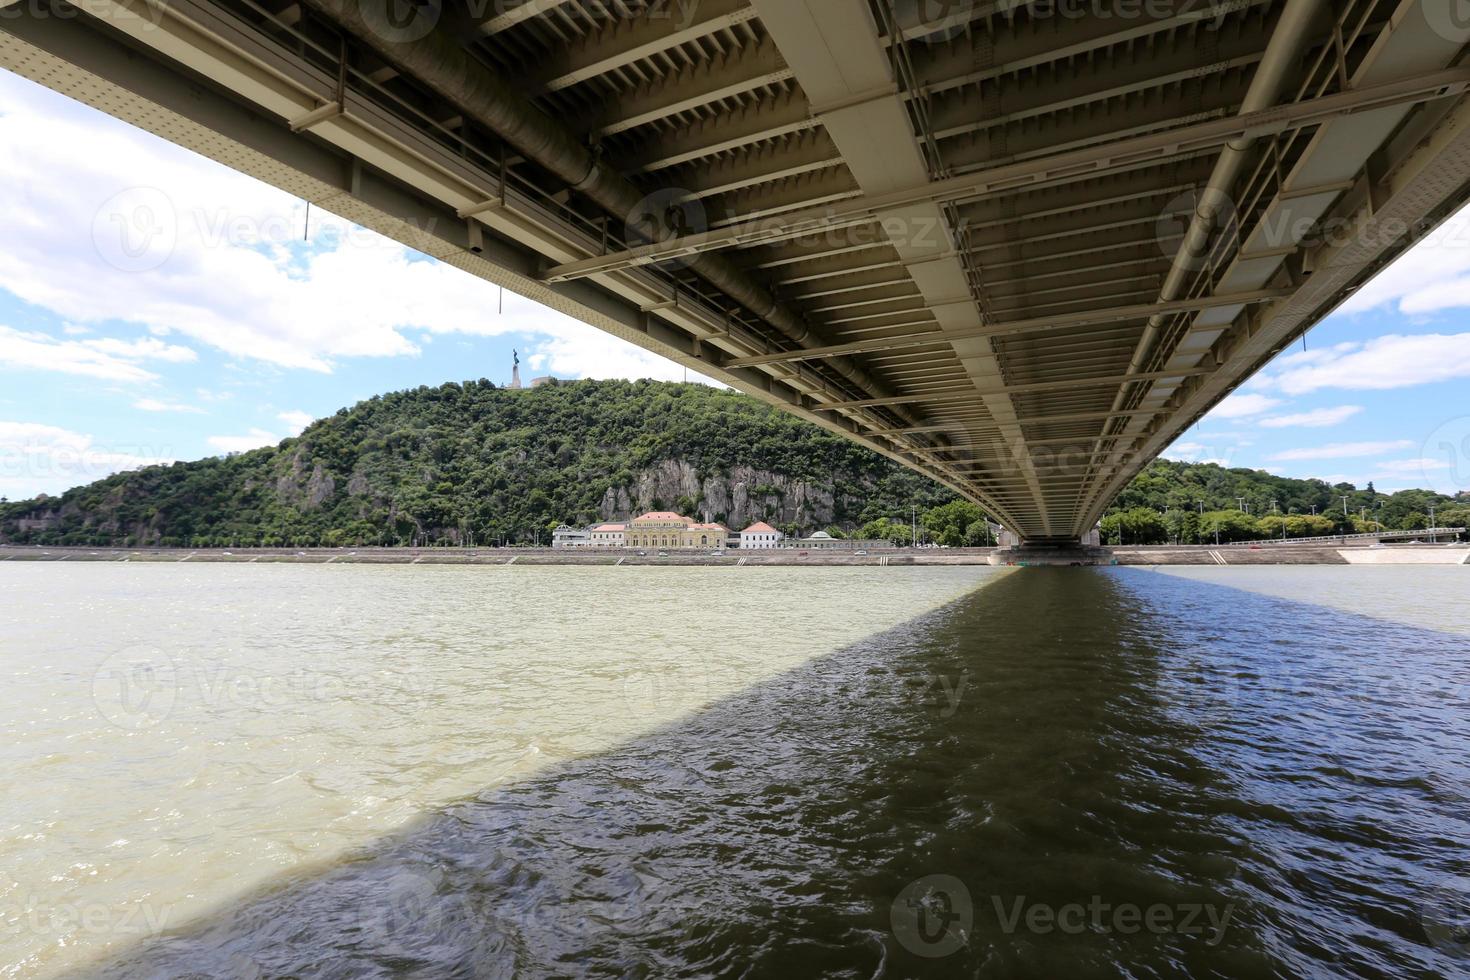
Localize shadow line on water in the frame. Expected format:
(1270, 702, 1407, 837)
(67, 568, 1470, 979)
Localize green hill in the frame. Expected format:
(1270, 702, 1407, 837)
(0, 380, 953, 547)
(1103, 457, 1468, 544)
(1, 379, 1464, 548)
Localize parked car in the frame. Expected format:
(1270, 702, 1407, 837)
(855, 550, 868, 556)
(657, 550, 669, 557)
(710, 550, 725, 556)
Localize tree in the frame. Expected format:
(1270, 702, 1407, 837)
(1436, 506, 1470, 539)
(1256, 513, 1335, 539)
(1164, 508, 1199, 545)
(921, 500, 985, 547)
(1100, 507, 1169, 545)
(963, 519, 991, 547)
(860, 518, 911, 546)
(1197, 510, 1257, 543)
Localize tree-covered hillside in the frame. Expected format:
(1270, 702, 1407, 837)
(1102, 458, 1469, 544)
(0, 380, 953, 547)
(1, 379, 1463, 548)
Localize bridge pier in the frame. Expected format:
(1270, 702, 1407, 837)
(988, 541, 1116, 567)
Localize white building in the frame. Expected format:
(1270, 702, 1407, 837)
(740, 521, 783, 549)
(789, 529, 846, 550)
(552, 525, 589, 549)
(587, 522, 626, 548)
(787, 530, 889, 551)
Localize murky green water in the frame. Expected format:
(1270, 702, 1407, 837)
(2, 564, 1468, 977)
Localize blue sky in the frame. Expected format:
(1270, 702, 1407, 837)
(2, 67, 1469, 502)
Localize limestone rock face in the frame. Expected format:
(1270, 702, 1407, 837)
(275, 451, 335, 511)
(304, 464, 336, 510)
(598, 459, 851, 529)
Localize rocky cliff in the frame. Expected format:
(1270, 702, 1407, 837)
(1, 379, 955, 546)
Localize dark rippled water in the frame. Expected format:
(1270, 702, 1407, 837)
(75, 568, 1470, 977)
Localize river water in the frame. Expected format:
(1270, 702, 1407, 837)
(1, 563, 1467, 977)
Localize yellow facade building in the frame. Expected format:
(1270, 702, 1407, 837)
(624, 512, 729, 550)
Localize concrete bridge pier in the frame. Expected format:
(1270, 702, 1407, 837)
(987, 542, 1117, 567)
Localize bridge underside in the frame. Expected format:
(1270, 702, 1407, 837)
(4, 0, 1470, 542)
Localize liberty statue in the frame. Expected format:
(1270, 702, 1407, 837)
(511, 348, 522, 389)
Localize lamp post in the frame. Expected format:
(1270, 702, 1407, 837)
(1430, 503, 1438, 544)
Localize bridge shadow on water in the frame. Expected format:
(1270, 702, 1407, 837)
(73, 568, 1470, 979)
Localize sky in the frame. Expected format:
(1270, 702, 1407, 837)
(2, 67, 1469, 502)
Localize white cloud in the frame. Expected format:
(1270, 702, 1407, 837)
(1338, 205, 1470, 316)
(0, 325, 194, 383)
(0, 421, 174, 500)
(277, 410, 314, 435)
(1370, 457, 1453, 476)
(1264, 333, 1470, 395)
(1209, 393, 1283, 419)
(134, 397, 203, 414)
(526, 322, 717, 385)
(206, 429, 279, 454)
(1162, 438, 1244, 466)
(1258, 405, 1362, 429)
(0, 71, 694, 382)
(86, 336, 197, 363)
(1268, 440, 1414, 462)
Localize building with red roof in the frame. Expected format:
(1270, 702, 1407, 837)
(624, 512, 729, 550)
(586, 522, 626, 548)
(740, 521, 783, 549)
